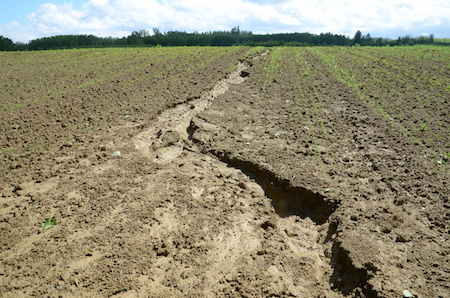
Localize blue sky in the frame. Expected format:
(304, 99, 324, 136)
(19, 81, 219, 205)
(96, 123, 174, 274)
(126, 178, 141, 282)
(1, 1, 82, 23)
(1, 0, 449, 43)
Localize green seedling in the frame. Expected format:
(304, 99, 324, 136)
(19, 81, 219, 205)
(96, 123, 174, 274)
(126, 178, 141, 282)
(419, 123, 427, 132)
(42, 217, 57, 230)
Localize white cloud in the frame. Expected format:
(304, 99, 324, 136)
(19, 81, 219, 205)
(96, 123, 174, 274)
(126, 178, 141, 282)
(1, 0, 450, 42)
(279, 0, 450, 36)
(26, 0, 165, 35)
(28, 3, 84, 33)
(0, 21, 36, 43)
(160, 0, 300, 30)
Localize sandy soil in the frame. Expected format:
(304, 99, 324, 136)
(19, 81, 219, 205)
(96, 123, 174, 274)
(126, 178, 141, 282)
(0, 47, 449, 297)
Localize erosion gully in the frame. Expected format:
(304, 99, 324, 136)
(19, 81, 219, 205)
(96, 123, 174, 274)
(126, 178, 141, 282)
(132, 53, 376, 297)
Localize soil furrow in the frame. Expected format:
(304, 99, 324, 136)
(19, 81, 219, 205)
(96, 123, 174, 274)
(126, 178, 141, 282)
(127, 53, 350, 297)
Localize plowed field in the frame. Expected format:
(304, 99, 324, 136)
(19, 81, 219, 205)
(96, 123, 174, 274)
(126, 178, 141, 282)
(0, 46, 449, 297)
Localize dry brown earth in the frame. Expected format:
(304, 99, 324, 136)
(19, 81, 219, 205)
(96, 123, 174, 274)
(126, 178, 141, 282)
(0, 47, 449, 297)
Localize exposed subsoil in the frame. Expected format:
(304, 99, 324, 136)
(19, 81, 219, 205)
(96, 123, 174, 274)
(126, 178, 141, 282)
(0, 48, 449, 298)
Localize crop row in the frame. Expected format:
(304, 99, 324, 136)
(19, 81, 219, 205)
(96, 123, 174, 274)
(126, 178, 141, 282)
(247, 47, 345, 177)
(244, 46, 449, 171)
(310, 46, 449, 159)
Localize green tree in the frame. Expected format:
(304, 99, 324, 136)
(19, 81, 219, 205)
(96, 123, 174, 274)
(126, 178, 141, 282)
(0, 35, 14, 50)
(353, 30, 362, 45)
(153, 28, 162, 37)
(231, 26, 240, 36)
(362, 33, 372, 45)
(128, 31, 146, 45)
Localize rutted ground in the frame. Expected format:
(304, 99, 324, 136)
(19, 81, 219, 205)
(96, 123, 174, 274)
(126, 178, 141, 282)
(0, 47, 449, 297)
(188, 47, 449, 297)
(128, 56, 340, 296)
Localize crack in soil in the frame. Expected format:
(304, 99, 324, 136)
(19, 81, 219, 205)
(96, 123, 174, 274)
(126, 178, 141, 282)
(189, 130, 378, 297)
(133, 61, 248, 164)
(329, 239, 378, 297)
(202, 150, 338, 224)
(132, 54, 377, 296)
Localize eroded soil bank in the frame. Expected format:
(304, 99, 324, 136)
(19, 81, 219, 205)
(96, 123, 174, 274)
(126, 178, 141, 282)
(0, 47, 449, 297)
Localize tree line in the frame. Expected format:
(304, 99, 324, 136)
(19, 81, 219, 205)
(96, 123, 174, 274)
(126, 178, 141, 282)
(0, 28, 439, 51)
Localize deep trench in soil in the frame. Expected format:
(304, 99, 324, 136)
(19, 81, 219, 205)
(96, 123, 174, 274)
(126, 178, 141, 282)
(134, 55, 378, 296)
(190, 141, 378, 297)
(188, 132, 377, 297)
(207, 150, 337, 224)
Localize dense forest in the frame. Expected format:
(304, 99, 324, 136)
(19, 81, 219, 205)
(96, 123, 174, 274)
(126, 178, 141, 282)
(0, 27, 440, 51)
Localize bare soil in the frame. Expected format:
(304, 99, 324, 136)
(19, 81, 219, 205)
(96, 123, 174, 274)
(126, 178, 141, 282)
(0, 47, 448, 298)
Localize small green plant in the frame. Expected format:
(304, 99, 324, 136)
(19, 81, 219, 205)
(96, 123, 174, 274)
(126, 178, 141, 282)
(419, 123, 427, 132)
(42, 217, 57, 230)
